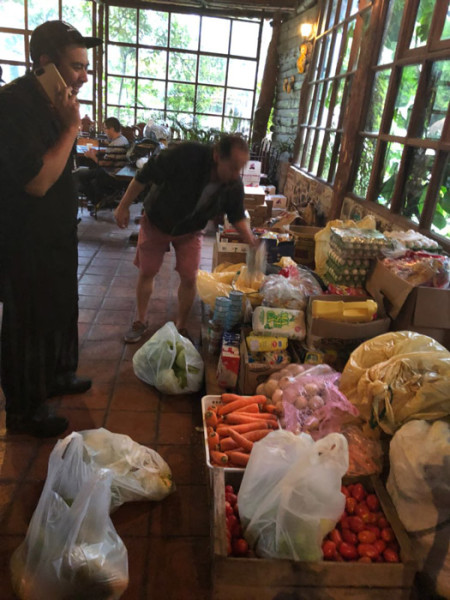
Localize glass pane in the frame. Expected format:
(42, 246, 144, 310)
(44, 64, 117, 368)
(321, 83, 332, 128)
(341, 19, 356, 73)
(139, 48, 167, 80)
(197, 114, 223, 131)
(0, 33, 25, 62)
(168, 52, 197, 82)
(376, 141, 403, 207)
(107, 46, 136, 77)
(167, 82, 195, 112)
(196, 85, 224, 114)
(79, 103, 94, 122)
(330, 26, 343, 76)
(364, 69, 391, 133)
(223, 116, 250, 136)
(401, 148, 436, 223)
(390, 64, 421, 136)
(431, 157, 450, 237)
(322, 132, 336, 180)
(137, 108, 165, 125)
(0, 64, 25, 83)
(327, 0, 339, 29)
(62, 0, 93, 35)
(77, 77, 93, 102)
(225, 88, 253, 119)
(311, 130, 325, 174)
(409, 0, 434, 49)
(227, 59, 256, 89)
(108, 105, 135, 126)
(423, 60, 449, 140)
(442, 5, 450, 40)
(199, 55, 226, 85)
(338, 0, 348, 23)
(230, 21, 258, 58)
(0, 0, 24, 28)
(201, 16, 230, 53)
(107, 76, 135, 106)
(28, 0, 58, 29)
(318, 36, 332, 80)
(353, 137, 377, 197)
(299, 133, 312, 168)
(139, 10, 169, 46)
(378, 0, 403, 65)
(170, 13, 200, 51)
(138, 79, 166, 109)
(349, 0, 360, 17)
(108, 7, 137, 43)
(310, 82, 324, 124)
(331, 78, 346, 128)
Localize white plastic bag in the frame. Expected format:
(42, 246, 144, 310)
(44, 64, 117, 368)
(238, 429, 349, 561)
(387, 420, 450, 598)
(80, 428, 175, 510)
(132, 321, 204, 394)
(10, 435, 128, 600)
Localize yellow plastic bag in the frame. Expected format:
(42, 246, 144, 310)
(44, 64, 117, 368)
(339, 331, 450, 435)
(314, 216, 376, 276)
(197, 263, 264, 309)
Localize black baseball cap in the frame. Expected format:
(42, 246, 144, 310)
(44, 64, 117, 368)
(30, 20, 102, 63)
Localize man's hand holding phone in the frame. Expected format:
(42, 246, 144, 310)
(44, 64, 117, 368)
(35, 63, 80, 131)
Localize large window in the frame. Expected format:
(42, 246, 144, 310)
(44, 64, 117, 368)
(0, 0, 98, 118)
(297, 0, 450, 243)
(104, 5, 264, 137)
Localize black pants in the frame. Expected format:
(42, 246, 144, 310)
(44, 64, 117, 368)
(1, 300, 79, 418)
(75, 167, 119, 204)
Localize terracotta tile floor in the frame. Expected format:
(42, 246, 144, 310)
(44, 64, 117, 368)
(0, 205, 214, 600)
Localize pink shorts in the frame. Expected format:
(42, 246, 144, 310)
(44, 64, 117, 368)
(134, 213, 203, 280)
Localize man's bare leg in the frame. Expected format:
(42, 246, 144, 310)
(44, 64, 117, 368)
(136, 271, 154, 323)
(175, 277, 197, 331)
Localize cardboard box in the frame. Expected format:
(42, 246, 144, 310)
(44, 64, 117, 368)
(366, 260, 450, 348)
(246, 203, 271, 227)
(290, 225, 321, 268)
(215, 232, 249, 254)
(212, 241, 247, 270)
(244, 185, 266, 205)
(264, 238, 295, 264)
(242, 161, 261, 187)
(306, 294, 391, 370)
(267, 194, 287, 208)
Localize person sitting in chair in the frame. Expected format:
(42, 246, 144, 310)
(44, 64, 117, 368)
(76, 116, 129, 209)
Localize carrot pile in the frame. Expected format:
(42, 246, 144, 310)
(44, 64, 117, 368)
(205, 393, 280, 468)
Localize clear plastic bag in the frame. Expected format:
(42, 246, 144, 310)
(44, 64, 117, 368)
(80, 428, 175, 511)
(260, 271, 322, 311)
(238, 430, 349, 561)
(10, 435, 128, 600)
(132, 321, 204, 394)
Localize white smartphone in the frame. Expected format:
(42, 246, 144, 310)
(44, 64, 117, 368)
(34, 63, 67, 105)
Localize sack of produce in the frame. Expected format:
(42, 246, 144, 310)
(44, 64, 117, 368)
(387, 420, 450, 598)
(339, 331, 450, 434)
(133, 321, 204, 394)
(10, 435, 128, 600)
(80, 428, 174, 510)
(238, 429, 348, 561)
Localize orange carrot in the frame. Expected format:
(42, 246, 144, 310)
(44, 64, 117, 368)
(225, 450, 250, 466)
(216, 421, 269, 436)
(264, 404, 282, 415)
(221, 393, 243, 403)
(219, 436, 239, 451)
(229, 429, 254, 452)
(224, 413, 267, 425)
(236, 412, 278, 422)
(207, 430, 220, 451)
(242, 429, 272, 442)
(210, 450, 228, 465)
(217, 397, 263, 416)
(205, 409, 218, 428)
(235, 403, 259, 413)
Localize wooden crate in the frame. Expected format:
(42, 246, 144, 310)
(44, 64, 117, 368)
(211, 469, 417, 600)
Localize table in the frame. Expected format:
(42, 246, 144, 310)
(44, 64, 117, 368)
(114, 165, 137, 181)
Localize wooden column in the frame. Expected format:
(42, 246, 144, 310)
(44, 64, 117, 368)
(252, 13, 282, 147)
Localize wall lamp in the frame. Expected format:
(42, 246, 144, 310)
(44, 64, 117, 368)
(297, 22, 315, 74)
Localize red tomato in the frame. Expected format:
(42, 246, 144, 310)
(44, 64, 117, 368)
(378, 516, 389, 529)
(346, 497, 357, 514)
(339, 542, 358, 560)
(381, 527, 395, 543)
(365, 525, 381, 538)
(225, 501, 234, 517)
(342, 529, 358, 545)
(329, 528, 343, 546)
(340, 515, 350, 529)
(231, 522, 243, 539)
(366, 493, 380, 512)
(351, 483, 367, 502)
(226, 514, 238, 532)
(225, 484, 235, 494)
(374, 539, 387, 554)
(358, 530, 377, 544)
(348, 516, 365, 533)
(357, 543, 379, 559)
(355, 502, 371, 522)
(225, 492, 238, 506)
(365, 512, 379, 524)
(322, 540, 337, 560)
(358, 556, 372, 563)
(232, 537, 249, 557)
(341, 485, 350, 498)
(383, 548, 400, 563)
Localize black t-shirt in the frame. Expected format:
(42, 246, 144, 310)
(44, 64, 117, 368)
(136, 141, 246, 236)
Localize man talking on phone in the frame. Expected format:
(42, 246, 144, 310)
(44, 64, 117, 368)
(0, 21, 101, 437)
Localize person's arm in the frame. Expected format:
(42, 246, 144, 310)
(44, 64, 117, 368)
(113, 178, 146, 229)
(24, 86, 81, 197)
(232, 218, 257, 246)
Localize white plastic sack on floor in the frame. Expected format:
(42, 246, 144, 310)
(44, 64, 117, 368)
(238, 429, 348, 561)
(80, 428, 175, 511)
(387, 420, 450, 598)
(10, 434, 128, 600)
(132, 321, 204, 394)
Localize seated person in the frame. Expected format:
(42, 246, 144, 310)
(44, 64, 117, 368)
(76, 117, 129, 206)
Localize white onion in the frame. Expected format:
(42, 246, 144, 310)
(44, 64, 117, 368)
(294, 395, 308, 410)
(308, 395, 325, 410)
(272, 388, 284, 404)
(256, 383, 266, 396)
